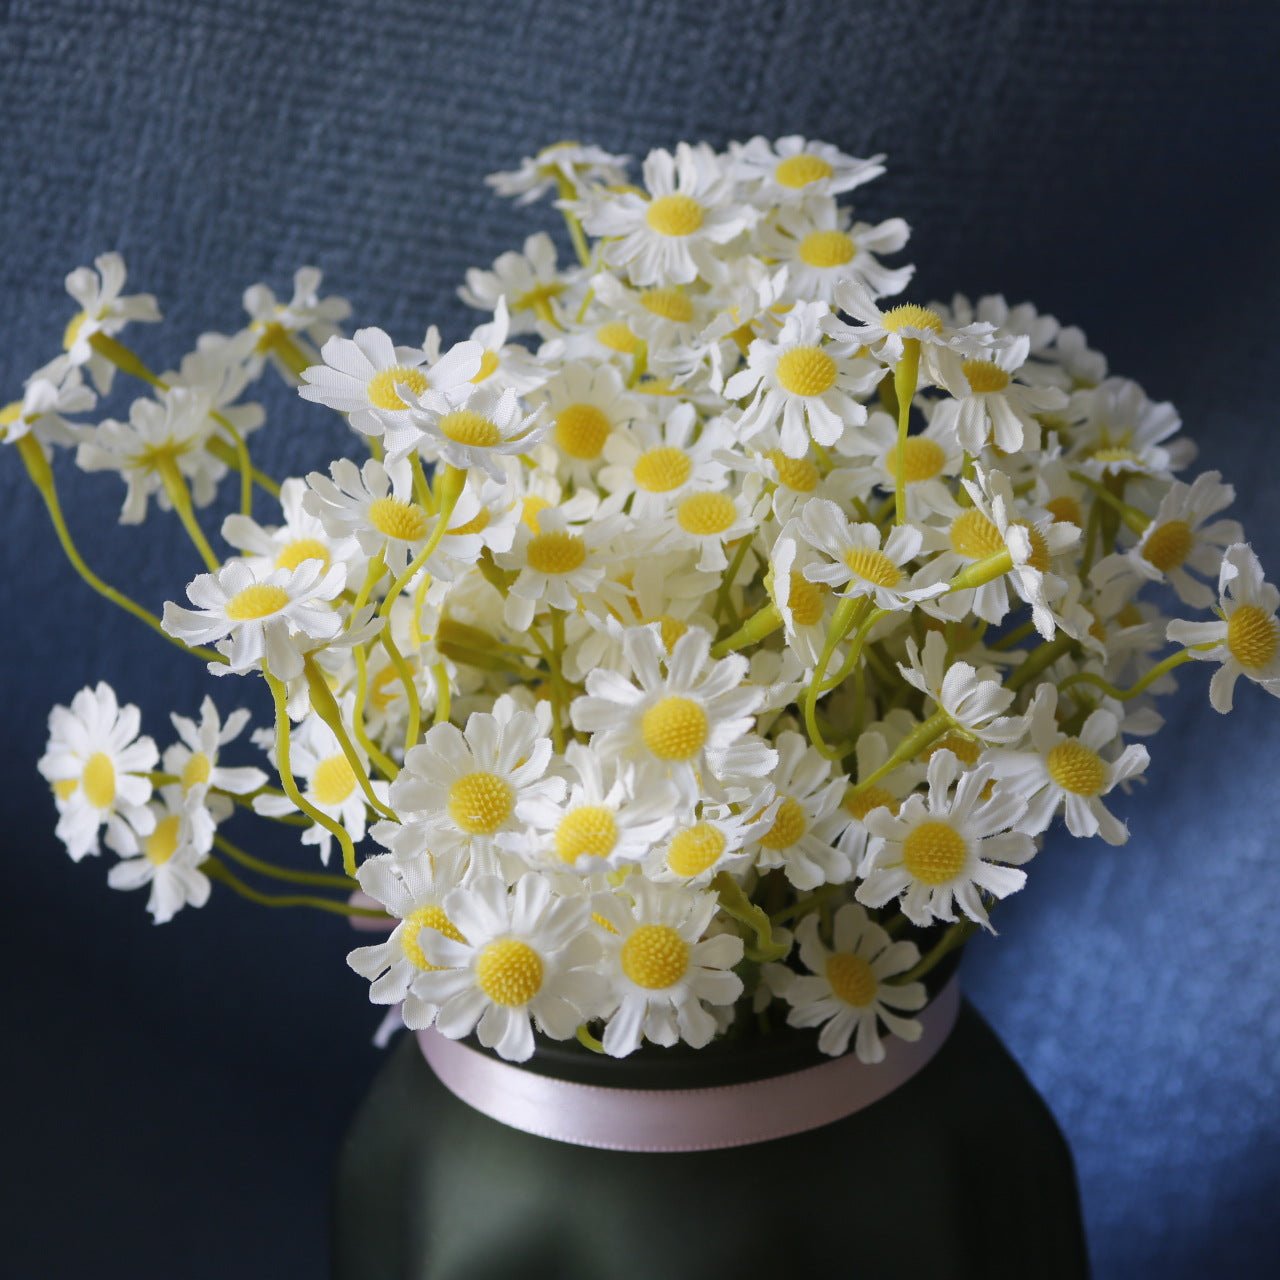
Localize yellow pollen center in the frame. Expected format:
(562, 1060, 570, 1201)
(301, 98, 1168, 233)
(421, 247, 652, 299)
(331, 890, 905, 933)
(774, 154, 834, 188)
(1116, 602, 1144, 629)
(844, 785, 899, 821)
(950, 509, 1005, 560)
(1227, 605, 1280, 669)
(447, 771, 515, 835)
(400, 905, 465, 971)
(369, 660, 408, 709)
(310, 753, 358, 806)
(440, 410, 501, 448)
(645, 194, 704, 237)
(449, 507, 491, 536)
(620, 924, 689, 989)
(596, 322, 640, 354)
(368, 496, 428, 542)
(922, 732, 981, 766)
(641, 696, 708, 761)
(766, 448, 819, 492)
(521, 495, 551, 532)
(1046, 496, 1083, 526)
(1021, 523, 1051, 573)
(901, 820, 968, 885)
(775, 345, 838, 397)
(526, 529, 587, 575)
(640, 288, 695, 322)
(475, 939, 543, 1006)
(961, 359, 1011, 393)
(843, 546, 902, 588)
(181, 752, 211, 791)
(63, 310, 88, 350)
(472, 349, 500, 383)
(760, 796, 807, 850)
(634, 446, 693, 493)
(798, 229, 856, 268)
(1142, 520, 1195, 573)
(514, 281, 566, 313)
(665, 822, 727, 876)
(366, 366, 429, 411)
(144, 814, 182, 865)
(787, 572, 827, 627)
(888, 436, 947, 484)
(225, 584, 291, 621)
(53, 779, 79, 801)
(82, 751, 116, 809)
(275, 538, 331, 572)
(881, 304, 944, 335)
(1046, 740, 1108, 796)
(826, 952, 877, 1007)
(676, 492, 736, 536)
(554, 403, 611, 459)
(654, 613, 689, 651)
(554, 805, 619, 862)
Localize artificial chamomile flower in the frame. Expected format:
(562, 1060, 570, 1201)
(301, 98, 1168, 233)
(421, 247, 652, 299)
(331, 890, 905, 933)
(106, 783, 213, 924)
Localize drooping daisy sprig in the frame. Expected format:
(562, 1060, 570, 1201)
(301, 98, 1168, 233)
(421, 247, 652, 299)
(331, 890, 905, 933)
(12, 138, 1277, 1064)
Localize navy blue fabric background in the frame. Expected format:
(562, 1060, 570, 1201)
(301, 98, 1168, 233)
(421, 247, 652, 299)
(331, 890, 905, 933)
(3, 1, 1279, 1274)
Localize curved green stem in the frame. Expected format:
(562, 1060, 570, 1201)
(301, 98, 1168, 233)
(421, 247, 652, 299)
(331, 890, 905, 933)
(849, 709, 950, 796)
(713, 872, 789, 962)
(213, 834, 356, 889)
(886, 919, 977, 985)
(1058, 648, 1196, 701)
(204, 856, 383, 918)
(156, 455, 221, 571)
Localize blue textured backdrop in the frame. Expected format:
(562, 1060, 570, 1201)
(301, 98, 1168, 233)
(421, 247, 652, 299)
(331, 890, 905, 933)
(3, 2, 1279, 1275)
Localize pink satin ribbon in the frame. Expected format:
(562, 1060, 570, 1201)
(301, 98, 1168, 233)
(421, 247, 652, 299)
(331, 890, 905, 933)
(416, 977, 960, 1152)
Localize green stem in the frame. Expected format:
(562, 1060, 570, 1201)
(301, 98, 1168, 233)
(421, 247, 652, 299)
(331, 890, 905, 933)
(1005, 635, 1077, 694)
(887, 919, 977, 984)
(892, 338, 921, 526)
(711, 602, 782, 658)
(204, 856, 384, 918)
(713, 872, 789, 962)
(1058, 648, 1196, 701)
(213, 834, 356, 889)
(156, 455, 221, 571)
(849, 709, 950, 796)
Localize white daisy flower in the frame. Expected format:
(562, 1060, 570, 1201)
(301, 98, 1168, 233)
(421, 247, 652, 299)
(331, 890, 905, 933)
(589, 272, 713, 368)
(837, 721, 926, 871)
(162, 557, 346, 680)
(458, 232, 579, 334)
(656, 477, 767, 574)
(298, 326, 428, 434)
(839, 408, 962, 523)
(0, 366, 94, 448)
(771, 904, 926, 1061)
(1068, 376, 1192, 481)
(731, 135, 886, 204)
(570, 625, 776, 801)
(461, 298, 549, 397)
(1168, 543, 1280, 712)
(414, 872, 608, 1062)
(641, 800, 772, 886)
(243, 265, 351, 375)
(580, 143, 755, 287)
(38, 682, 158, 860)
(768, 535, 837, 667)
(529, 360, 640, 479)
(986, 684, 1149, 845)
(486, 141, 630, 204)
(858, 749, 1035, 929)
(346, 850, 469, 1030)
(402, 381, 548, 482)
(162, 696, 268, 811)
(897, 631, 1027, 747)
(724, 301, 877, 457)
(106, 783, 213, 924)
(591, 878, 744, 1057)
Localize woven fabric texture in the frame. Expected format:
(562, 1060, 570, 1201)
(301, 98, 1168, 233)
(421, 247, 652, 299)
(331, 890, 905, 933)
(2, 2, 1278, 1275)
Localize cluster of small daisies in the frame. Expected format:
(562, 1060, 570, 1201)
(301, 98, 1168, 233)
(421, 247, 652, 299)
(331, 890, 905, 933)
(13, 138, 1279, 1065)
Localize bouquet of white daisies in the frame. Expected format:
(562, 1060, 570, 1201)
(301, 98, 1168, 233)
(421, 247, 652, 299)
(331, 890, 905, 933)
(11, 137, 1278, 1066)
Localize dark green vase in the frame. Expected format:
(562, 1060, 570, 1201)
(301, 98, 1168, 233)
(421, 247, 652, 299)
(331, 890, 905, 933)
(332, 991, 1090, 1280)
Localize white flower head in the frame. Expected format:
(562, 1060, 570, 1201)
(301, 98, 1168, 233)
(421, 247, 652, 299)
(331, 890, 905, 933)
(163, 695, 268, 813)
(403, 381, 548, 481)
(731, 135, 886, 204)
(487, 141, 630, 205)
(1, 367, 94, 448)
(459, 232, 579, 334)
(898, 631, 1027, 746)
(106, 783, 213, 924)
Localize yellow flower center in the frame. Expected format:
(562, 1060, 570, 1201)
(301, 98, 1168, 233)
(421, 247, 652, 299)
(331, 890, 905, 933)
(53, 778, 79, 800)
(596, 322, 640, 354)
(181, 752, 211, 791)
(640, 288, 694, 323)
(447, 771, 515, 835)
(921, 732, 981, 766)
(620, 924, 689, 989)
(225, 584, 291, 621)
(634, 446, 693, 493)
(1046, 740, 1108, 796)
(843, 546, 902, 588)
(844, 785, 898, 821)
(400, 904, 465, 971)
(798, 229, 856, 268)
(526, 530, 587, 575)
(144, 814, 182, 865)
(310, 753, 358, 806)
(369, 659, 411, 710)
(881, 304, 944, 335)
(1142, 520, 1194, 573)
(1022, 523, 1051, 573)
(645, 194, 704, 237)
(766, 448, 819, 493)
(514, 281, 566, 314)
(475, 939, 543, 1006)
(366, 365, 429, 411)
(83, 753, 116, 810)
(554, 805, 619, 862)
(949, 509, 1004, 560)
(787, 572, 827, 627)
(367, 496, 428, 542)
(826, 952, 877, 1007)
(665, 822, 727, 876)
(775, 345, 838, 397)
(448, 506, 491, 536)
(1045, 496, 1083, 527)
(1227, 605, 1280, 670)
(63, 310, 88, 350)
(760, 796, 807, 850)
(471, 349, 500, 383)
(554, 403, 611, 459)
(275, 537, 331, 572)
(901, 820, 968, 886)
(961, 359, 1011, 393)
(653, 613, 689, 651)
(774, 154, 833, 188)
(521, 495, 551, 532)
(676, 491, 736, 536)
(641, 696, 708, 762)
(439, 410, 501, 448)
(887, 436, 947, 484)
